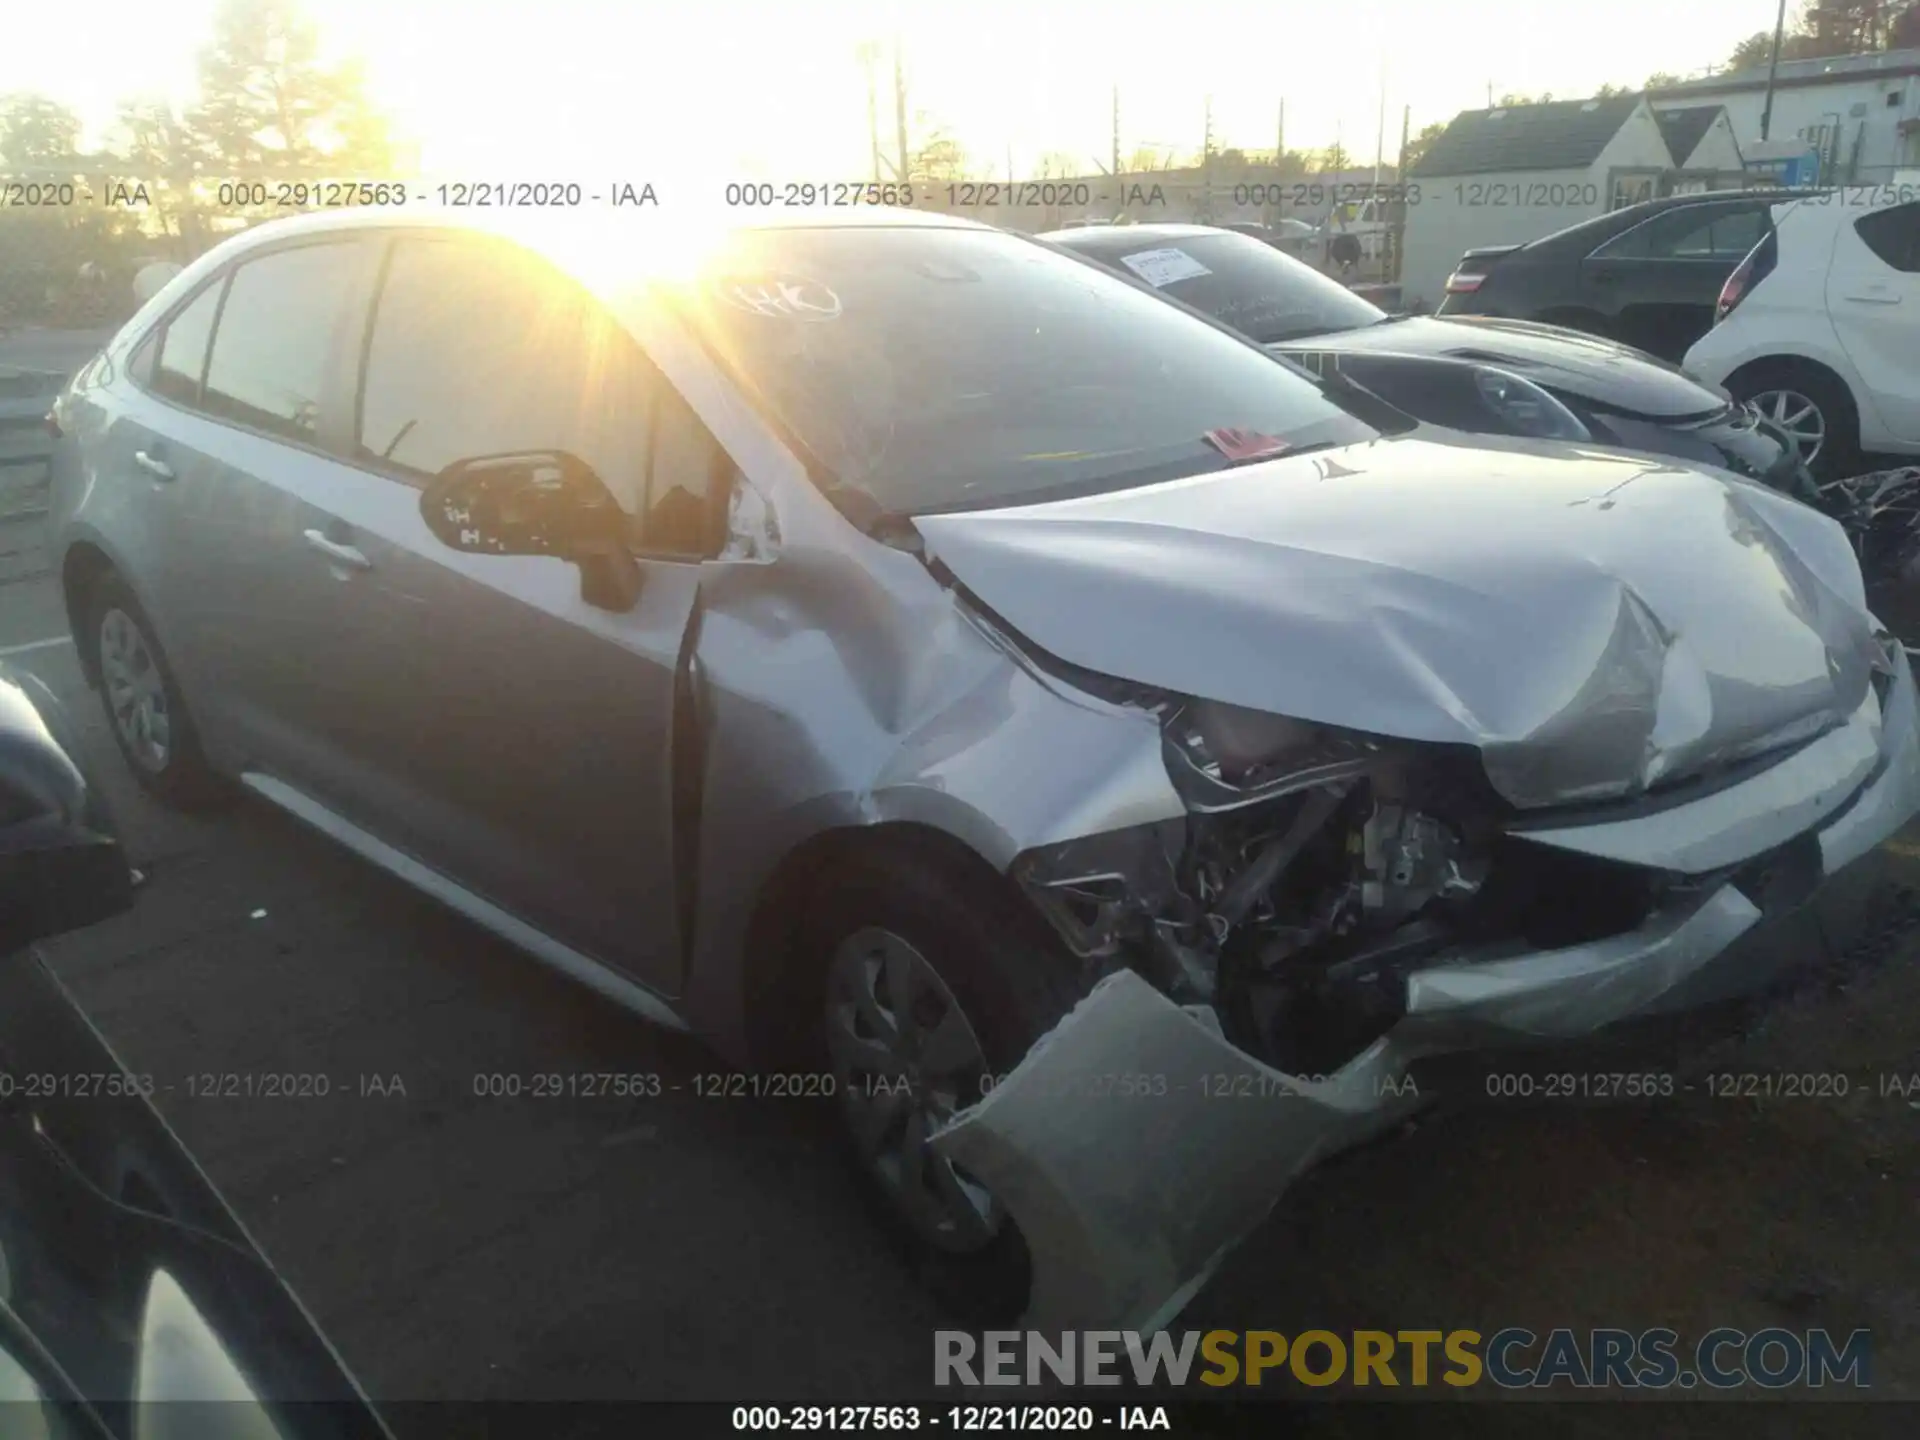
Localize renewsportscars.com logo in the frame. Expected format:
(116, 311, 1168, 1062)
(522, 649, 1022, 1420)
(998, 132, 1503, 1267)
(934, 1328, 1873, 1390)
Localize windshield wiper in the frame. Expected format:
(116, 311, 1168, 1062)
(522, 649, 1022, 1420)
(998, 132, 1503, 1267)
(1207, 438, 1343, 470)
(1255, 324, 1333, 344)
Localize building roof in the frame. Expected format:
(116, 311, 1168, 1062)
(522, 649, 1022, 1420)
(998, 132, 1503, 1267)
(1654, 105, 1725, 166)
(1408, 95, 1643, 178)
(1651, 45, 1920, 98)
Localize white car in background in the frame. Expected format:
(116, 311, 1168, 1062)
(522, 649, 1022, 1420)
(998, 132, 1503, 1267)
(1685, 187, 1920, 479)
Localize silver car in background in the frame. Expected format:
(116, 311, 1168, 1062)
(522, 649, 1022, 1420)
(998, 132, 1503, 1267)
(48, 206, 1920, 1332)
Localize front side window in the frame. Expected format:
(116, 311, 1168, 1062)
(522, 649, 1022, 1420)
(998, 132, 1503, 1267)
(201, 242, 372, 443)
(1593, 204, 1764, 260)
(679, 225, 1382, 517)
(639, 384, 735, 557)
(356, 238, 656, 512)
(151, 281, 222, 408)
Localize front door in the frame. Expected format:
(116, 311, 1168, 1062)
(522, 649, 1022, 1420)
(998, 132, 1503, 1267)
(282, 233, 728, 996)
(1579, 200, 1771, 358)
(1829, 200, 1920, 445)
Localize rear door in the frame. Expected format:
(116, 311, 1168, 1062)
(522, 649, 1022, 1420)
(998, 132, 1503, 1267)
(1828, 200, 1920, 445)
(92, 240, 379, 768)
(277, 233, 715, 995)
(1579, 200, 1771, 357)
(77, 280, 227, 689)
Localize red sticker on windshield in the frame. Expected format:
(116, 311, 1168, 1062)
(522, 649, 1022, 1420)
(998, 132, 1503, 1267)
(1203, 428, 1292, 462)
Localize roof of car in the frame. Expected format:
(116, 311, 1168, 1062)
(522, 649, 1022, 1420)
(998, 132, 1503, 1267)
(1518, 188, 1787, 251)
(227, 202, 988, 241)
(1408, 95, 1643, 179)
(170, 203, 999, 299)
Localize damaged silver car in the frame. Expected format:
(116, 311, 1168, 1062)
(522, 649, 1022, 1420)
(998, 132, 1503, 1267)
(49, 206, 1920, 1333)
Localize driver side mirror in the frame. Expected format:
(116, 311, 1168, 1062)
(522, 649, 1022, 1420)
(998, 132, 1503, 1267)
(420, 450, 644, 612)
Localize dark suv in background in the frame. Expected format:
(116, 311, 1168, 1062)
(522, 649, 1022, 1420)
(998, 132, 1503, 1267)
(1439, 190, 1789, 361)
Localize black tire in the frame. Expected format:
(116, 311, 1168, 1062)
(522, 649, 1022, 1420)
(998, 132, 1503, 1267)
(797, 837, 1091, 1325)
(83, 573, 229, 810)
(1730, 361, 1860, 483)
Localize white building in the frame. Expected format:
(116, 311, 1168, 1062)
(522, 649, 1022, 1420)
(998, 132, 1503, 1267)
(1650, 47, 1920, 183)
(1652, 104, 1747, 179)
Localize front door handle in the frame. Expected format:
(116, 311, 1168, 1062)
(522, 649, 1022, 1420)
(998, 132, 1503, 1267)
(132, 449, 174, 481)
(302, 528, 372, 571)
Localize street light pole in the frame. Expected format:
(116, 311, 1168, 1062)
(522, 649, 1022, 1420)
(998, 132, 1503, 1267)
(1760, 0, 1789, 141)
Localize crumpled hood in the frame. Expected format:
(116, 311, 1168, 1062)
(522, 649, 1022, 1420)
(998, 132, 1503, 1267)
(1285, 315, 1729, 420)
(913, 435, 1886, 810)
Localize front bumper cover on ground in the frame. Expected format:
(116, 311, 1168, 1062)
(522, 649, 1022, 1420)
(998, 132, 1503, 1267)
(928, 651, 1920, 1333)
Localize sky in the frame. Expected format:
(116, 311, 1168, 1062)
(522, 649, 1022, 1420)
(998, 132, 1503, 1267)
(3, 0, 1797, 183)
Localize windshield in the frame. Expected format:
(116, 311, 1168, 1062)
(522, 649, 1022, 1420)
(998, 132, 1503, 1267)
(1070, 231, 1387, 344)
(671, 225, 1382, 517)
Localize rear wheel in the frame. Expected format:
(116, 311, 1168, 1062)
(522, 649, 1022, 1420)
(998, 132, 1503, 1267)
(1731, 362, 1860, 482)
(86, 575, 227, 809)
(800, 840, 1090, 1323)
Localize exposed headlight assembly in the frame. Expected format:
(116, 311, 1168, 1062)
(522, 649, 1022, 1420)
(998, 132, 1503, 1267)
(1312, 352, 1590, 443)
(1471, 366, 1590, 441)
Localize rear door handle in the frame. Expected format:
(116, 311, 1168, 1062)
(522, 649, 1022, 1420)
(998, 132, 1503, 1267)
(132, 450, 174, 481)
(1844, 286, 1901, 305)
(302, 528, 372, 571)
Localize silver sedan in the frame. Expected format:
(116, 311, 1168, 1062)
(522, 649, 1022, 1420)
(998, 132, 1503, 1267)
(48, 204, 1920, 1331)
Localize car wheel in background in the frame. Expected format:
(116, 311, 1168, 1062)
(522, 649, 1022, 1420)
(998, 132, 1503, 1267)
(1730, 362, 1860, 481)
(86, 575, 227, 810)
(801, 839, 1090, 1324)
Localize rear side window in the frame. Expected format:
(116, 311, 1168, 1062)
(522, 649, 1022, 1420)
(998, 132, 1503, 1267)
(354, 238, 656, 510)
(201, 242, 371, 444)
(1593, 204, 1767, 260)
(152, 282, 222, 407)
(1855, 202, 1920, 273)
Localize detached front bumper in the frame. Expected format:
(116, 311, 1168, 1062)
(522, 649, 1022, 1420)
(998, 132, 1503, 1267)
(929, 649, 1920, 1333)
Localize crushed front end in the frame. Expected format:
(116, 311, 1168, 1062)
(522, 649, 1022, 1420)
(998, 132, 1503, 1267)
(928, 640, 1920, 1333)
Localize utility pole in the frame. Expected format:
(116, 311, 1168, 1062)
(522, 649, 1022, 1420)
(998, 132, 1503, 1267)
(1374, 59, 1386, 189)
(857, 42, 882, 182)
(1112, 85, 1121, 181)
(1202, 95, 1215, 222)
(1007, 142, 1014, 185)
(1760, 0, 1789, 140)
(894, 32, 910, 186)
(1271, 98, 1285, 226)
(1395, 105, 1412, 285)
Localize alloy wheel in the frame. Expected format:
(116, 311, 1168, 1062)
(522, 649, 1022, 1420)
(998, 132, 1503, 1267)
(824, 927, 1003, 1253)
(99, 607, 172, 773)
(1750, 388, 1827, 465)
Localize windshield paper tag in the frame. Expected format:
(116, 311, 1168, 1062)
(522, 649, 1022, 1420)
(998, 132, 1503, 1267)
(1118, 247, 1212, 287)
(1203, 428, 1292, 463)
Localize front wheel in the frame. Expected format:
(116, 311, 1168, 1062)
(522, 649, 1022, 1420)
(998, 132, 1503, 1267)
(802, 841, 1090, 1323)
(1732, 364, 1860, 482)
